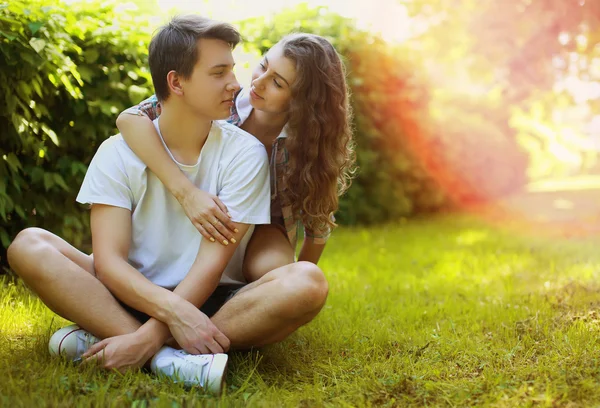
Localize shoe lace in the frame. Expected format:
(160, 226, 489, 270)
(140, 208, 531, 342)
(75, 331, 98, 354)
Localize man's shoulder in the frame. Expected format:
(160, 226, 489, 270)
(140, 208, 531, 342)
(211, 121, 268, 171)
(213, 120, 263, 152)
(97, 134, 127, 152)
(97, 134, 144, 165)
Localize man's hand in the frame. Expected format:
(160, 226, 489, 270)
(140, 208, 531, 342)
(167, 296, 230, 354)
(82, 332, 159, 372)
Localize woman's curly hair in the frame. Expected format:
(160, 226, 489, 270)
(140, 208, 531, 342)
(280, 33, 356, 233)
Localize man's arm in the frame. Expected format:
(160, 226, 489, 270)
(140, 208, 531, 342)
(91, 203, 249, 354)
(142, 141, 270, 351)
(135, 221, 250, 351)
(91, 204, 183, 325)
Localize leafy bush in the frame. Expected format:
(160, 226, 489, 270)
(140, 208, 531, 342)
(0, 0, 153, 269)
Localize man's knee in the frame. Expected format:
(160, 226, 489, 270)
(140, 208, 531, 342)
(7, 227, 52, 273)
(290, 261, 329, 312)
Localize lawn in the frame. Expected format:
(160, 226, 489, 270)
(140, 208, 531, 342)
(2, 214, 600, 407)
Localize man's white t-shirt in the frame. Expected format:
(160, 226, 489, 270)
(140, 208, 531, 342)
(76, 118, 271, 289)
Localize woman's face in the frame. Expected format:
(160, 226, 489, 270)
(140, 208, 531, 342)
(248, 43, 297, 115)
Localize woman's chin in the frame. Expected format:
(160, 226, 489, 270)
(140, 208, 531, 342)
(248, 98, 261, 109)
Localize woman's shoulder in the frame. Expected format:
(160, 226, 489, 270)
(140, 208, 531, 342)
(227, 87, 252, 126)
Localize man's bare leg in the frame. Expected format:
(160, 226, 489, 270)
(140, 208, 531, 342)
(7, 227, 142, 339)
(211, 262, 328, 349)
(8, 225, 328, 351)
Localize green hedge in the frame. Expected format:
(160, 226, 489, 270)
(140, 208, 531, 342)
(0, 0, 152, 269)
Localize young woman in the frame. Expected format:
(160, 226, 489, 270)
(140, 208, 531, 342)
(116, 33, 355, 279)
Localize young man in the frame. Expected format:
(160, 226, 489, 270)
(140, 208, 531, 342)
(7, 15, 328, 395)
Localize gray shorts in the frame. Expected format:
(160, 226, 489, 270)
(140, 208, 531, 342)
(119, 284, 245, 324)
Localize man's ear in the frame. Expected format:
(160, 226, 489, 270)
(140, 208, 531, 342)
(166, 70, 185, 97)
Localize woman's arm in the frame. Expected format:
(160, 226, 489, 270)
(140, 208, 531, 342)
(116, 104, 237, 245)
(299, 215, 334, 264)
(298, 240, 326, 264)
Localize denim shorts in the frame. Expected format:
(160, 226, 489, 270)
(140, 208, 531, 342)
(119, 283, 246, 324)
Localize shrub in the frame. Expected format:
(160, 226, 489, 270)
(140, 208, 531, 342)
(0, 0, 153, 269)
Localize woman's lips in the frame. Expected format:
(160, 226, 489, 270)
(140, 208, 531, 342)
(250, 88, 263, 100)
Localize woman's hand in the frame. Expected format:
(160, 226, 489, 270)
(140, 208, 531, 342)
(179, 187, 238, 245)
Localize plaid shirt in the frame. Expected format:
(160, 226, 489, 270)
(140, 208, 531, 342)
(123, 88, 331, 250)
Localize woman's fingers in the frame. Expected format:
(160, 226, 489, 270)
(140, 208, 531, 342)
(213, 196, 231, 219)
(196, 344, 211, 355)
(192, 213, 235, 245)
(214, 211, 238, 236)
(210, 198, 238, 240)
(210, 217, 237, 244)
(203, 222, 229, 246)
(194, 222, 215, 242)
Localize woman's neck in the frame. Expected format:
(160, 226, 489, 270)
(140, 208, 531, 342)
(241, 109, 288, 147)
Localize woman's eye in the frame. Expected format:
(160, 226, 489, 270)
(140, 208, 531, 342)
(274, 80, 282, 88)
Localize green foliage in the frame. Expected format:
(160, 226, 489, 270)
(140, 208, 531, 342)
(0, 0, 153, 267)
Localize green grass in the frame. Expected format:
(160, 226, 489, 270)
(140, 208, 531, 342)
(3, 214, 600, 407)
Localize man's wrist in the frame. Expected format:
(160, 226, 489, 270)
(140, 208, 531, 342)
(132, 326, 163, 355)
(135, 318, 171, 351)
(154, 291, 184, 325)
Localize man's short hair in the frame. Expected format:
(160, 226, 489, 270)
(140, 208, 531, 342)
(149, 15, 241, 101)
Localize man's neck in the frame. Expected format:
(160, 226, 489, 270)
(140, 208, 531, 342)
(157, 100, 213, 165)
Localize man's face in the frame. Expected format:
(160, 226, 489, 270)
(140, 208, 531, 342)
(180, 38, 240, 120)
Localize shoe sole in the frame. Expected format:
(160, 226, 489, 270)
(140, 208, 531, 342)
(206, 353, 228, 396)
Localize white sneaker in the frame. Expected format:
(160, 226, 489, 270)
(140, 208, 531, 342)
(150, 347, 228, 395)
(48, 324, 99, 361)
